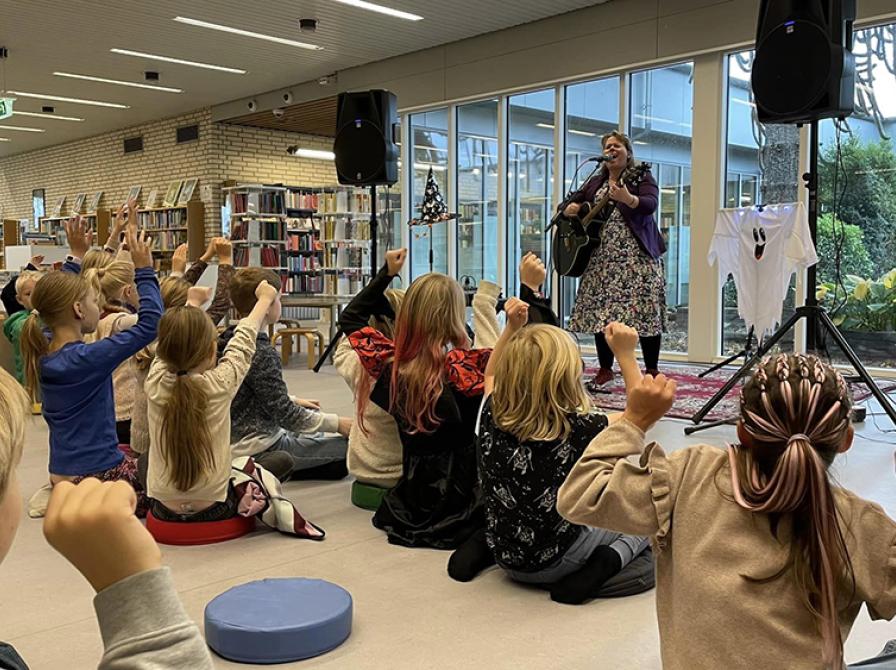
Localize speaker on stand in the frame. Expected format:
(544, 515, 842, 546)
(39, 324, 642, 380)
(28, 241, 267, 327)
(315, 90, 399, 372)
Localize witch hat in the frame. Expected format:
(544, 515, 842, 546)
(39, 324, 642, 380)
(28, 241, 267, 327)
(410, 167, 456, 226)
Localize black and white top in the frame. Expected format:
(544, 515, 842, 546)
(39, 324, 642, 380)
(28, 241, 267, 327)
(477, 396, 609, 572)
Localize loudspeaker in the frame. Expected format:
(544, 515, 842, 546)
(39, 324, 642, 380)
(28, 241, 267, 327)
(751, 0, 855, 124)
(333, 90, 398, 186)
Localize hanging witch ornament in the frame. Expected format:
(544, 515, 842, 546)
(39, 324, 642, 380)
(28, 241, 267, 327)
(409, 167, 458, 272)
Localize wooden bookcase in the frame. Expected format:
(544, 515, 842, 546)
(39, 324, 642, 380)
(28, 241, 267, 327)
(0, 219, 21, 270)
(137, 201, 205, 274)
(35, 210, 111, 248)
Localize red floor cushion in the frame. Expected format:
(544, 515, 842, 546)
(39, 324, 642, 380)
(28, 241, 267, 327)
(146, 510, 256, 546)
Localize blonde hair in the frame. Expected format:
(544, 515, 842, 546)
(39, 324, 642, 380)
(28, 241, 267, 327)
(369, 288, 405, 340)
(81, 249, 114, 272)
(85, 261, 134, 312)
(20, 271, 100, 393)
(0, 368, 28, 501)
(160, 276, 190, 310)
(15, 271, 42, 294)
(155, 306, 217, 492)
(491, 325, 591, 442)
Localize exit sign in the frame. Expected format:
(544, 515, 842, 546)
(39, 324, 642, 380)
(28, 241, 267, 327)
(0, 98, 13, 120)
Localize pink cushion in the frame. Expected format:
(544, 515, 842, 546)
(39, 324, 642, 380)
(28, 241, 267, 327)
(146, 510, 256, 546)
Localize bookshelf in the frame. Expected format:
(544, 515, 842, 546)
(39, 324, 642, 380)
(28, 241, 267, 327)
(224, 185, 289, 290)
(137, 201, 205, 273)
(34, 209, 111, 249)
(0, 219, 21, 270)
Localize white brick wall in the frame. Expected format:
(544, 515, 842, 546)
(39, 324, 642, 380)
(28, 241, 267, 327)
(0, 107, 338, 239)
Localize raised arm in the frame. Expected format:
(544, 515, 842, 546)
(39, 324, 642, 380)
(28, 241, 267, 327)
(471, 280, 501, 349)
(339, 248, 405, 336)
(483, 297, 528, 396)
(518, 252, 558, 326)
(205, 239, 234, 325)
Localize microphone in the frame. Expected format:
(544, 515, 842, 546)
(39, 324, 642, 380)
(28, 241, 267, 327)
(587, 154, 614, 162)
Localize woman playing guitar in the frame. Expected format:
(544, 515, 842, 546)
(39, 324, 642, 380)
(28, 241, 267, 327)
(564, 131, 667, 393)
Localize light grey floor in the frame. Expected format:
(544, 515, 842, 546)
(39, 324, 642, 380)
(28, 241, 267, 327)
(2, 363, 895, 669)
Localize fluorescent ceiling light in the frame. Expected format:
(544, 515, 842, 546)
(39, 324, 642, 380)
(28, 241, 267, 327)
(14, 110, 84, 121)
(0, 125, 45, 133)
(111, 48, 246, 74)
(536, 123, 554, 130)
(415, 163, 446, 172)
(53, 72, 183, 93)
(291, 148, 335, 160)
(174, 16, 323, 50)
(633, 140, 649, 145)
(331, 0, 423, 21)
(569, 129, 596, 137)
(8, 91, 129, 109)
(0, 138, 9, 142)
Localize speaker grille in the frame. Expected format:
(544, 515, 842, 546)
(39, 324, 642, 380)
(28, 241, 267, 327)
(334, 120, 387, 184)
(752, 21, 832, 116)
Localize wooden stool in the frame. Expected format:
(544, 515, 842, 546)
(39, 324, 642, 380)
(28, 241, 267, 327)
(273, 328, 325, 369)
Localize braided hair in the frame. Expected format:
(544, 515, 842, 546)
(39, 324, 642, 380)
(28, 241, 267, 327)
(730, 354, 854, 668)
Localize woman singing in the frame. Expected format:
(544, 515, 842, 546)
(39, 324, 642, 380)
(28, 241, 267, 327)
(565, 131, 667, 392)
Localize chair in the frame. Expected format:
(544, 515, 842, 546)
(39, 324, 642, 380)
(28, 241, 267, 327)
(272, 320, 325, 369)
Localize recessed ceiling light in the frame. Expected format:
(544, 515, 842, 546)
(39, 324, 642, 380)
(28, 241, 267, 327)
(8, 91, 129, 109)
(536, 123, 555, 130)
(14, 111, 85, 121)
(110, 48, 247, 74)
(569, 129, 596, 137)
(174, 16, 323, 50)
(0, 125, 45, 133)
(289, 148, 335, 160)
(0, 138, 9, 142)
(331, 0, 423, 21)
(53, 72, 183, 93)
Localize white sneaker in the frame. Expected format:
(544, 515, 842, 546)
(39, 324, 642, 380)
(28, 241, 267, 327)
(28, 483, 52, 518)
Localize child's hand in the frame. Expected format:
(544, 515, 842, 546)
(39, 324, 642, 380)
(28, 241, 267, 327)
(43, 479, 161, 593)
(504, 297, 529, 332)
(255, 280, 279, 304)
(337, 416, 353, 437)
(171, 243, 189, 274)
(200, 237, 216, 263)
(622, 374, 677, 433)
(125, 199, 139, 234)
(29, 254, 45, 268)
(605, 322, 639, 357)
(519, 252, 546, 291)
(215, 237, 233, 265)
(187, 286, 213, 308)
(385, 248, 407, 276)
(295, 397, 321, 409)
(111, 203, 128, 239)
(64, 215, 93, 259)
(127, 227, 153, 269)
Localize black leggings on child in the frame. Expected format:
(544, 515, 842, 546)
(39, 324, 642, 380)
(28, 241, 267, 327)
(594, 333, 661, 371)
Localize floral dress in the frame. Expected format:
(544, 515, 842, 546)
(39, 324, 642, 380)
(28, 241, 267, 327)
(568, 182, 668, 336)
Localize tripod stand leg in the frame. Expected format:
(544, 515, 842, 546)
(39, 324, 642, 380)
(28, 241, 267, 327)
(699, 349, 746, 378)
(313, 330, 343, 373)
(816, 310, 896, 426)
(691, 310, 802, 424)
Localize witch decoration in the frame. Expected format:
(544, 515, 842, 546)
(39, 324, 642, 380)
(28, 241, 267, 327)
(408, 167, 457, 272)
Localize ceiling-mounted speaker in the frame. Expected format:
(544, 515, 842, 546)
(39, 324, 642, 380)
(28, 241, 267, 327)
(751, 0, 855, 124)
(333, 89, 398, 186)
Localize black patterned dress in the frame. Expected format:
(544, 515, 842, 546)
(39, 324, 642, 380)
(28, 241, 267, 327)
(568, 183, 667, 336)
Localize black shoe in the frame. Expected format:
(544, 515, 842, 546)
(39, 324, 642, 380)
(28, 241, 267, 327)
(291, 459, 349, 481)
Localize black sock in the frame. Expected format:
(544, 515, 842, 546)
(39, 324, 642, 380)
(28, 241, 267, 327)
(290, 459, 348, 481)
(447, 528, 495, 582)
(640, 334, 662, 371)
(550, 545, 623, 605)
(594, 333, 615, 370)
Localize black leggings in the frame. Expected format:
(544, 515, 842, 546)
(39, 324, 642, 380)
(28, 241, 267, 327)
(595, 333, 661, 371)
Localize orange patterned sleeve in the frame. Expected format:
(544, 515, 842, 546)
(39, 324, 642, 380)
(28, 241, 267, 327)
(445, 348, 492, 397)
(347, 326, 395, 380)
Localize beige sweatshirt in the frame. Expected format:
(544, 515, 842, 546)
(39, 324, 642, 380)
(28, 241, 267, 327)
(146, 320, 257, 504)
(95, 311, 139, 422)
(557, 419, 896, 670)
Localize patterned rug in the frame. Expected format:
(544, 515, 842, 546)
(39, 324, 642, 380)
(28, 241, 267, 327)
(583, 362, 895, 423)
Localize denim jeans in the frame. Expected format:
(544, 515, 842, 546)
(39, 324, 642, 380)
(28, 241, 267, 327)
(263, 431, 347, 471)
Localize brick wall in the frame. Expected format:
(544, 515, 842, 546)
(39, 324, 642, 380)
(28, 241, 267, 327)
(0, 107, 338, 240)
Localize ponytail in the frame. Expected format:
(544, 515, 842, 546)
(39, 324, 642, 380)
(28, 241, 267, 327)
(160, 374, 214, 491)
(20, 313, 48, 395)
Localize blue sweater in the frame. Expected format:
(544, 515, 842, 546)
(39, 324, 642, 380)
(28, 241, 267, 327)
(42, 266, 162, 476)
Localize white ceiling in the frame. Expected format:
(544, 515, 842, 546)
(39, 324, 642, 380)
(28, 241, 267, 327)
(0, 0, 610, 157)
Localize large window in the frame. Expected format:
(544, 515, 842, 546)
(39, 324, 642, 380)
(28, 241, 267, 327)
(409, 109, 449, 278)
(457, 100, 499, 286)
(560, 77, 620, 325)
(507, 89, 555, 293)
(722, 50, 800, 356)
(817, 23, 896, 368)
(629, 63, 694, 353)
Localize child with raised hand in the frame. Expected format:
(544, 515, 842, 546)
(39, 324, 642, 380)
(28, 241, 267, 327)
(473, 294, 653, 598)
(20, 214, 162, 514)
(0, 366, 213, 669)
(558, 346, 896, 670)
(146, 280, 281, 521)
(3, 270, 42, 384)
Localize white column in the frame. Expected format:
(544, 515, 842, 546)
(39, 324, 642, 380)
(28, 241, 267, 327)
(497, 97, 508, 289)
(400, 116, 411, 286)
(551, 84, 566, 314)
(447, 104, 458, 278)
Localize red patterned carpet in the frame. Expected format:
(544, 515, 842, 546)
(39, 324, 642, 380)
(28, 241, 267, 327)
(583, 362, 893, 423)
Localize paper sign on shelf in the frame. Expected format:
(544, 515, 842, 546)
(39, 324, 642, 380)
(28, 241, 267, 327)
(0, 97, 14, 120)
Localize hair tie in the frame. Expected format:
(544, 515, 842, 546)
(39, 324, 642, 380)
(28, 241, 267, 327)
(787, 433, 810, 446)
(30, 308, 39, 317)
(176, 370, 188, 377)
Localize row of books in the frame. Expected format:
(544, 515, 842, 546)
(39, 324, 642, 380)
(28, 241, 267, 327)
(282, 274, 325, 294)
(322, 246, 366, 271)
(287, 255, 320, 272)
(153, 230, 188, 252)
(287, 232, 320, 252)
(138, 209, 186, 230)
(231, 219, 285, 242)
(233, 246, 283, 269)
(287, 189, 373, 214)
(229, 191, 286, 215)
(322, 218, 371, 242)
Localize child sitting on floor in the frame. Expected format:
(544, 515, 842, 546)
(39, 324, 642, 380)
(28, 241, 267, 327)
(477, 305, 654, 600)
(218, 268, 351, 482)
(558, 346, 896, 669)
(0, 367, 213, 669)
(145, 280, 279, 521)
(20, 216, 161, 514)
(3, 270, 42, 384)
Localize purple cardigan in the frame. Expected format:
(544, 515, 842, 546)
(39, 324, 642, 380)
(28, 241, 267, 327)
(570, 167, 666, 259)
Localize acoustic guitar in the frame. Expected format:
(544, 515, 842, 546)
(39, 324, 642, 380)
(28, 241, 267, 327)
(551, 162, 651, 277)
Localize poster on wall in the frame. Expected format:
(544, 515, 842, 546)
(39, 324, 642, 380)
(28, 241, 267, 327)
(87, 191, 103, 213)
(126, 185, 142, 206)
(144, 188, 159, 209)
(50, 196, 65, 218)
(178, 178, 198, 205)
(163, 180, 183, 207)
(72, 193, 86, 215)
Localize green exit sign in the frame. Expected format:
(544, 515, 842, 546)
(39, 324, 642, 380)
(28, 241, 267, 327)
(0, 98, 13, 120)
